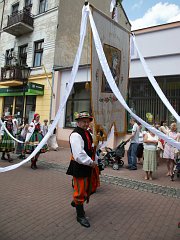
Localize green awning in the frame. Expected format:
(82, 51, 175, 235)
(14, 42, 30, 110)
(0, 82, 44, 96)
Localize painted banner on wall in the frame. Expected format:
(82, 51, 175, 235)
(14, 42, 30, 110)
(91, 9, 130, 139)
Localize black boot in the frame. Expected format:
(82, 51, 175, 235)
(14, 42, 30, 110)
(7, 154, 13, 162)
(76, 204, 90, 228)
(1, 152, 7, 160)
(34, 159, 38, 169)
(71, 201, 85, 215)
(71, 200, 76, 208)
(31, 159, 36, 170)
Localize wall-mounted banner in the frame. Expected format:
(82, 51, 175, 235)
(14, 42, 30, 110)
(91, 8, 129, 137)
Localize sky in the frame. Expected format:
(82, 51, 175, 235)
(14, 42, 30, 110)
(121, 0, 180, 30)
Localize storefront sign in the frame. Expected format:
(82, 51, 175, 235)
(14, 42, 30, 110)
(0, 82, 44, 96)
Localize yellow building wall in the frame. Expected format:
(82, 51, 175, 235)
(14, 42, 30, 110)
(28, 73, 52, 122)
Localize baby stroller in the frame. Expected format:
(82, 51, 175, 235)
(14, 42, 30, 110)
(98, 141, 126, 170)
(171, 158, 180, 181)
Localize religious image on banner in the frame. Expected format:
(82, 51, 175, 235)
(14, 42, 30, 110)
(91, 8, 130, 138)
(101, 44, 121, 93)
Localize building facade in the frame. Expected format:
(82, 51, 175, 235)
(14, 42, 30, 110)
(0, 0, 132, 147)
(0, 0, 59, 123)
(52, 1, 131, 146)
(129, 21, 180, 127)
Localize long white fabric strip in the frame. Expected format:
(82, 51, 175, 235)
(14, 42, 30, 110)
(131, 34, 180, 123)
(0, 5, 88, 173)
(110, 0, 116, 12)
(87, 6, 180, 150)
(0, 119, 24, 144)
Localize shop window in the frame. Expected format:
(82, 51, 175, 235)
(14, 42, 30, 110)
(18, 45, 28, 66)
(5, 48, 14, 65)
(33, 40, 44, 67)
(128, 76, 180, 129)
(3, 97, 14, 116)
(14, 96, 24, 119)
(39, 0, 48, 14)
(12, 3, 19, 14)
(25, 96, 36, 123)
(65, 82, 91, 128)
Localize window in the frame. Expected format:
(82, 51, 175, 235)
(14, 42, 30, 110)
(25, 96, 36, 122)
(3, 97, 14, 116)
(33, 40, 44, 67)
(12, 3, 19, 14)
(18, 45, 28, 66)
(65, 82, 91, 128)
(24, 0, 32, 12)
(128, 76, 180, 129)
(25, 0, 32, 7)
(39, 0, 47, 14)
(5, 48, 14, 65)
(14, 96, 24, 119)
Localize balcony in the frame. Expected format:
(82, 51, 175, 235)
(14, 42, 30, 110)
(0, 66, 26, 86)
(3, 9, 34, 37)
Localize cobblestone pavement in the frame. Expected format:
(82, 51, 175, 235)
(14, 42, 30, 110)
(0, 148, 180, 240)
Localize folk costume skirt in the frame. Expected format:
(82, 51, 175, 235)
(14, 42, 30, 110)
(25, 130, 48, 154)
(0, 132, 15, 152)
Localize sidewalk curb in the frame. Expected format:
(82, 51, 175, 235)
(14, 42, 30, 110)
(39, 160, 180, 199)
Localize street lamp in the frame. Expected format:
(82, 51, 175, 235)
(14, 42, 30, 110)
(21, 65, 31, 120)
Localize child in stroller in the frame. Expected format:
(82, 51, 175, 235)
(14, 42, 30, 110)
(97, 141, 126, 170)
(171, 152, 180, 181)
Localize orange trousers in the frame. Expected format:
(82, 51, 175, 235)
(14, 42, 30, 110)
(73, 177, 90, 205)
(73, 167, 100, 205)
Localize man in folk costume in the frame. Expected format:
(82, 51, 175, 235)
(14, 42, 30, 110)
(66, 111, 97, 228)
(25, 113, 48, 169)
(0, 115, 15, 162)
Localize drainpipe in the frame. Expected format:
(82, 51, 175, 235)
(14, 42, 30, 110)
(49, 67, 55, 121)
(0, 0, 5, 39)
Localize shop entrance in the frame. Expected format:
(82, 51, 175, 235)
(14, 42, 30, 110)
(3, 95, 36, 123)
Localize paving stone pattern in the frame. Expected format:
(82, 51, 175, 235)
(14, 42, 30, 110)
(39, 161, 180, 199)
(0, 149, 180, 240)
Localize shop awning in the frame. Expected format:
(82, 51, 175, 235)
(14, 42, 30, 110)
(0, 82, 44, 96)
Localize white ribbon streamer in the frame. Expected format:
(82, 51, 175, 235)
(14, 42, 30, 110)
(1, 4, 179, 173)
(110, 0, 116, 12)
(131, 34, 180, 123)
(0, 119, 24, 144)
(0, 5, 89, 173)
(87, 6, 180, 150)
(110, 0, 118, 22)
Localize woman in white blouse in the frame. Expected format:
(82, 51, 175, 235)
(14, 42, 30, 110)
(143, 131, 158, 180)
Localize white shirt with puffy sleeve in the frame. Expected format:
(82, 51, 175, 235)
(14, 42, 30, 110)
(70, 132, 94, 166)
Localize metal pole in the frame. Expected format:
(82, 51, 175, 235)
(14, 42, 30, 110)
(0, 0, 5, 39)
(23, 79, 26, 119)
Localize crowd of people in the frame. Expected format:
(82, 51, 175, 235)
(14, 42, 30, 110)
(126, 118, 180, 180)
(0, 113, 59, 169)
(0, 111, 180, 229)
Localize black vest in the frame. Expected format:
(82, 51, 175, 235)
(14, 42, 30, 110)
(66, 127, 93, 178)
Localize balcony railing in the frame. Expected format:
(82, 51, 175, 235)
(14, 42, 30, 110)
(3, 9, 34, 37)
(0, 66, 25, 86)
